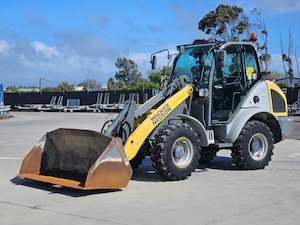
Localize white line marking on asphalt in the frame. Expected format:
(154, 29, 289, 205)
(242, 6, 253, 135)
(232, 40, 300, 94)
(0, 157, 22, 160)
(289, 153, 300, 158)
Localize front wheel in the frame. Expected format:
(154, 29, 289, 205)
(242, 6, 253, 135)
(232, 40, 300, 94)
(150, 123, 200, 180)
(231, 121, 274, 169)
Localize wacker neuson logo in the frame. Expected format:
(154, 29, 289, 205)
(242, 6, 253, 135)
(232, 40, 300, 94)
(150, 104, 172, 126)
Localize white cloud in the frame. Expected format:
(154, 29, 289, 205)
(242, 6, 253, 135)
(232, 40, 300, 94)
(262, 0, 300, 13)
(0, 33, 120, 86)
(128, 52, 149, 64)
(0, 40, 11, 53)
(31, 41, 59, 59)
(128, 49, 177, 75)
(0, 27, 180, 86)
(240, 0, 300, 13)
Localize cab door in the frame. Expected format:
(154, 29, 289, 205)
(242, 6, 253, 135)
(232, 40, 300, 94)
(211, 44, 261, 124)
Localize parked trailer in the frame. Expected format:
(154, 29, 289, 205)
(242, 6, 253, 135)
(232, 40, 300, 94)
(117, 93, 126, 110)
(64, 99, 81, 112)
(88, 92, 103, 112)
(37, 96, 64, 112)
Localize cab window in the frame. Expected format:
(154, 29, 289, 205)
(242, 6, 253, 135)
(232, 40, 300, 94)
(243, 45, 260, 86)
(172, 45, 213, 85)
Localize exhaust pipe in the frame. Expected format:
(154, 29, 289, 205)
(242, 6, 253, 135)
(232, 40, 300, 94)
(18, 128, 132, 190)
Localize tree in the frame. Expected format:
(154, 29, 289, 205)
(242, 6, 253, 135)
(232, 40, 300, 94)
(161, 66, 172, 76)
(6, 85, 18, 92)
(106, 57, 167, 91)
(42, 87, 59, 92)
(149, 66, 172, 84)
(57, 81, 74, 92)
(149, 71, 162, 84)
(198, 4, 249, 41)
(115, 57, 143, 84)
(127, 80, 158, 90)
(78, 79, 102, 91)
(107, 77, 116, 91)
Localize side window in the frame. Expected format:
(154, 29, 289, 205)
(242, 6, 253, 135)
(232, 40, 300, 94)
(221, 45, 244, 86)
(244, 45, 260, 86)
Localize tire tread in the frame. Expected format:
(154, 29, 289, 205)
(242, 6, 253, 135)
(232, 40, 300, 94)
(231, 120, 274, 169)
(150, 123, 200, 180)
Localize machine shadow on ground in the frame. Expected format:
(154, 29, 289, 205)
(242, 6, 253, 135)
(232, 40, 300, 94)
(131, 157, 206, 182)
(198, 156, 239, 171)
(10, 156, 237, 196)
(132, 156, 237, 182)
(10, 177, 121, 197)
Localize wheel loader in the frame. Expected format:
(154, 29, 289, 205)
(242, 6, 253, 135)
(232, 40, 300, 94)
(18, 39, 288, 190)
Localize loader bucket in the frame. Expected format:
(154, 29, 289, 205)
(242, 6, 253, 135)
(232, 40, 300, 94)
(18, 128, 132, 190)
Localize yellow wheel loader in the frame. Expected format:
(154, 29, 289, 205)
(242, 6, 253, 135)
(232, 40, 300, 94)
(18, 40, 288, 190)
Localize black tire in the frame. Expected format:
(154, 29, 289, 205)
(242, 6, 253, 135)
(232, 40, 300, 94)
(130, 141, 149, 169)
(231, 120, 274, 169)
(150, 123, 200, 181)
(199, 147, 217, 164)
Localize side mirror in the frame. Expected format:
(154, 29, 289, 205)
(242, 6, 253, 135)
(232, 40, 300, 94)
(151, 55, 157, 70)
(215, 49, 226, 70)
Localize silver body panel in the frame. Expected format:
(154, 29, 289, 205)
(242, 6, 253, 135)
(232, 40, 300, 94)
(214, 80, 274, 143)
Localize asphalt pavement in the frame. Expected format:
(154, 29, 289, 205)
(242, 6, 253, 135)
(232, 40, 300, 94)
(0, 112, 300, 225)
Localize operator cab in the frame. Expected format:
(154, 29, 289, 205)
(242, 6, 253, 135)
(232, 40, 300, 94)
(171, 40, 262, 128)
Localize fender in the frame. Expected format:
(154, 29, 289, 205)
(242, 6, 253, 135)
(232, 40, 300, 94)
(176, 114, 212, 146)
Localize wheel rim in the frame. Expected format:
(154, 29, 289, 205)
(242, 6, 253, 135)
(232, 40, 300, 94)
(248, 133, 268, 161)
(171, 136, 193, 168)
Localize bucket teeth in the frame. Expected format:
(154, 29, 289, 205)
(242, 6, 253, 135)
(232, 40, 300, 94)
(18, 128, 132, 190)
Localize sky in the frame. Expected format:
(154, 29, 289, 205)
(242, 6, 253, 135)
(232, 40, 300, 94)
(0, 0, 299, 87)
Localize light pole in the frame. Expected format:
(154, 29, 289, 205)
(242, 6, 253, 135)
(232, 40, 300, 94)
(39, 77, 45, 94)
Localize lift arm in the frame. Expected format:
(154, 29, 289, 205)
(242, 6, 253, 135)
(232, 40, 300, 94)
(124, 85, 193, 160)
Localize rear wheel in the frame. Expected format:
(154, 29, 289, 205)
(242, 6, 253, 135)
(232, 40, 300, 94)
(231, 120, 274, 169)
(150, 123, 200, 180)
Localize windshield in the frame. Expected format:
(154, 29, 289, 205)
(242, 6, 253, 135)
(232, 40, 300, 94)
(171, 45, 213, 86)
